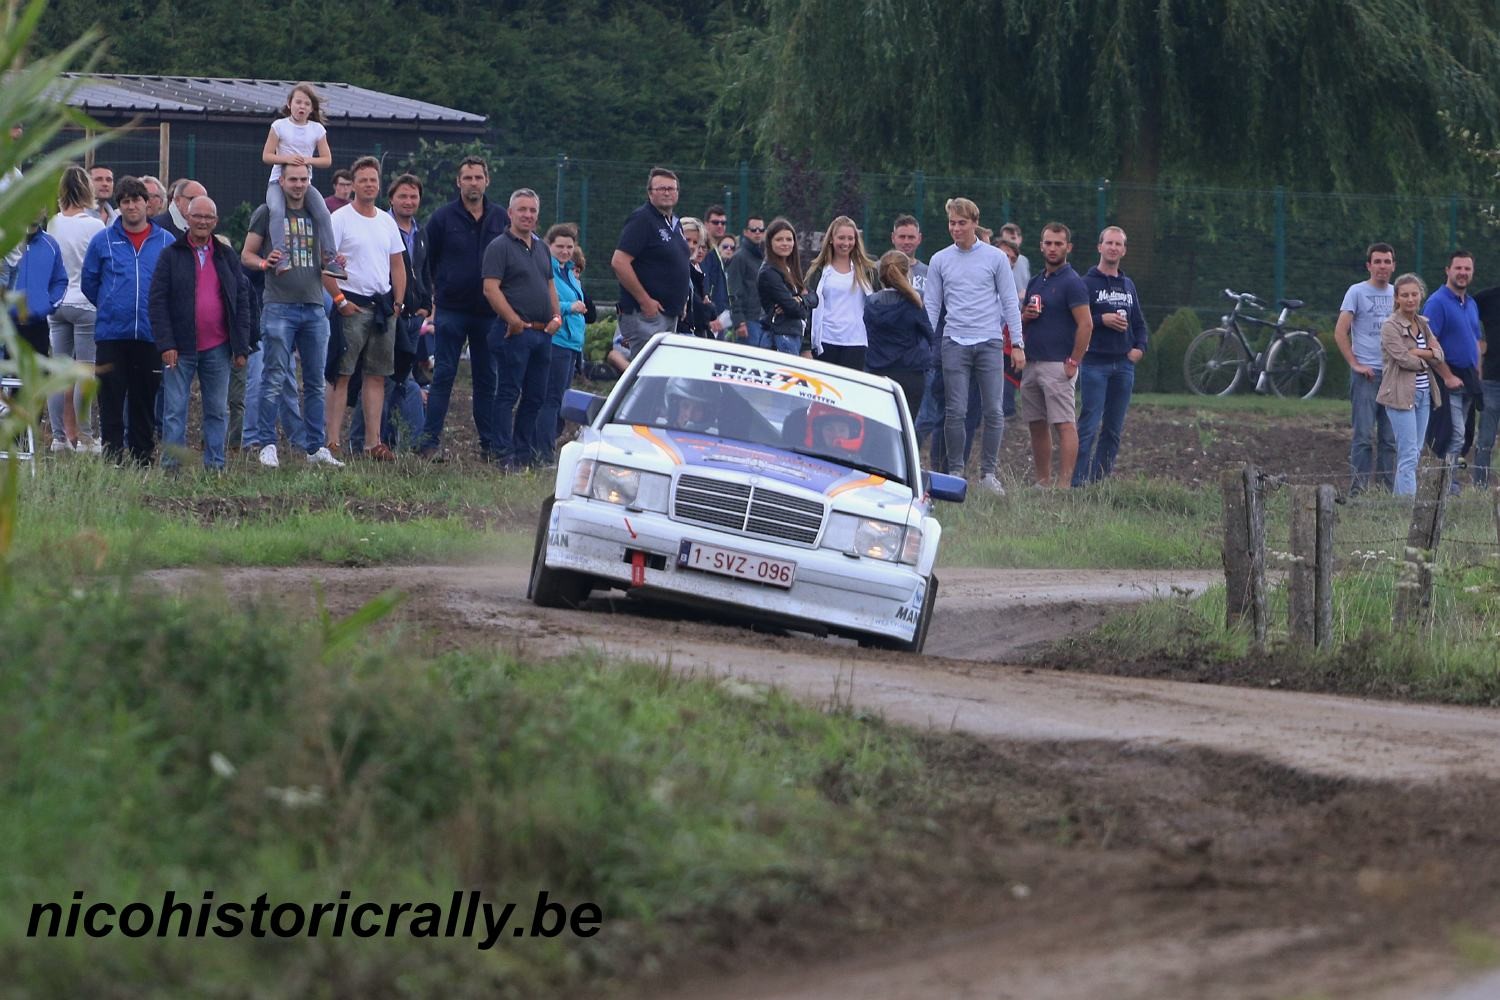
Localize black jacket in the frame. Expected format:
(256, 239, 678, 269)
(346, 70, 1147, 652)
(147, 237, 255, 358)
(425, 196, 509, 317)
(757, 263, 817, 340)
(863, 288, 937, 372)
(727, 238, 765, 326)
(397, 217, 432, 315)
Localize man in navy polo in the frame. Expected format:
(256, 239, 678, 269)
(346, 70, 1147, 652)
(417, 155, 510, 461)
(611, 167, 690, 354)
(1422, 249, 1483, 492)
(1020, 222, 1093, 488)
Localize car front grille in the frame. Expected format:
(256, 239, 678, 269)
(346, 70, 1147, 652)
(674, 474, 825, 546)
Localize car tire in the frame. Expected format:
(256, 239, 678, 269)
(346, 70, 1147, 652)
(858, 574, 938, 654)
(528, 496, 592, 608)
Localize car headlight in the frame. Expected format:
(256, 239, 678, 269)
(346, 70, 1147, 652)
(853, 518, 906, 562)
(572, 460, 669, 512)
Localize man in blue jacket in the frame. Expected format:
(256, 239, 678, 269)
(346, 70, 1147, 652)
(416, 156, 509, 461)
(81, 176, 175, 465)
(1074, 226, 1149, 486)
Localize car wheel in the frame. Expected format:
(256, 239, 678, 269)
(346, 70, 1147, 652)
(528, 496, 592, 609)
(858, 574, 938, 654)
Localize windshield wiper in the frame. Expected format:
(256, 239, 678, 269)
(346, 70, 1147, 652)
(787, 447, 904, 486)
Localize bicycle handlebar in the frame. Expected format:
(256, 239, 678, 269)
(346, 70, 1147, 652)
(1222, 289, 1266, 309)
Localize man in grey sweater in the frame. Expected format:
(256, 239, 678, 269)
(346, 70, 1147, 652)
(726, 215, 766, 345)
(925, 197, 1025, 494)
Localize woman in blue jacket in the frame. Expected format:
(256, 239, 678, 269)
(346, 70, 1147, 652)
(863, 250, 935, 416)
(6, 220, 67, 358)
(536, 223, 590, 464)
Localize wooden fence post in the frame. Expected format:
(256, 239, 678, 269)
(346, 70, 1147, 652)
(1221, 464, 1267, 649)
(1287, 484, 1336, 649)
(1393, 463, 1451, 630)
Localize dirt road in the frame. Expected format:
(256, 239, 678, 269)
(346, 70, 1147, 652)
(150, 562, 1500, 999)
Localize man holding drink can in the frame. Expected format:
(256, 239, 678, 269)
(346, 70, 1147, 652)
(1020, 222, 1093, 487)
(1075, 225, 1149, 486)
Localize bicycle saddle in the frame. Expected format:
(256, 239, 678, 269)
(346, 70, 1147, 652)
(1276, 299, 1305, 310)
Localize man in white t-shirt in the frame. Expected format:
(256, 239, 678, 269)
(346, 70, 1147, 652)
(324, 156, 407, 460)
(1332, 242, 1396, 495)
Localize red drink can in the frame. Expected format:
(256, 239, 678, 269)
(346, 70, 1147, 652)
(1027, 294, 1042, 313)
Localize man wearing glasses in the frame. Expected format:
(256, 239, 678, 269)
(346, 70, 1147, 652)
(701, 203, 731, 337)
(727, 215, 766, 346)
(611, 167, 691, 354)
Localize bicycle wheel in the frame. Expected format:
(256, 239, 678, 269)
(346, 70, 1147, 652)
(1265, 331, 1325, 399)
(1183, 328, 1248, 396)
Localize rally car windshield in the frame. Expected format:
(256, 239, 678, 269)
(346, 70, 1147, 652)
(610, 348, 911, 485)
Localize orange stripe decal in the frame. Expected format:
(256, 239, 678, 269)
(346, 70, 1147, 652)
(827, 474, 886, 497)
(632, 424, 683, 465)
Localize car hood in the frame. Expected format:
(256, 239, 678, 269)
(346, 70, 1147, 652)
(600, 424, 912, 505)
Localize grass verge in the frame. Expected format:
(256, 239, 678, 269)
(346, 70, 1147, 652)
(0, 577, 980, 997)
(1047, 563, 1500, 705)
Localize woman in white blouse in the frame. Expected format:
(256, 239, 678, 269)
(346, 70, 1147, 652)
(805, 215, 876, 370)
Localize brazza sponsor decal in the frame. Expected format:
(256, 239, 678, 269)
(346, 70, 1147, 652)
(709, 363, 844, 404)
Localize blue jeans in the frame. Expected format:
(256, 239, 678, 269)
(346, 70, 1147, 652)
(161, 343, 231, 469)
(743, 319, 766, 348)
(491, 325, 552, 467)
(1389, 387, 1432, 497)
(419, 311, 498, 455)
(242, 345, 303, 449)
(255, 302, 327, 455)
(350, 375, 426, 451)
(940, 339, 1005, 477)
(535, 344, 580, 465)
(920, 366, 979, 473)
(1473, 380, 1500, 487)
(1073, 357, 1136, 487)
(1349, 369, 1395, 493)
(773, 333, 801, 354)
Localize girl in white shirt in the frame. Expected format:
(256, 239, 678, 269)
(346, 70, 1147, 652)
(46, 164, 105, 452)
(261, 82, 343, 276)
(805, 215, 876, 370)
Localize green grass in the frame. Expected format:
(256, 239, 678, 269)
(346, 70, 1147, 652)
(1133, 392, 1349, 419)
(0, 578, 956, 997)
(12, 456, 552, 570)
(1053, 562, 1500, 704)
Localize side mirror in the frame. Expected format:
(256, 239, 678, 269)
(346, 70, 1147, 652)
(923, 471, 967, 503)
(561, 388, 605, 427)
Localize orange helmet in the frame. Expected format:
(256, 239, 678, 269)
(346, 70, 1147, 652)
(804, 401, 865, 452)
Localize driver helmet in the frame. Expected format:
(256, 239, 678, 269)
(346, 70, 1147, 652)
(663, 377, 721, 431)
(804, 401, 865, 453)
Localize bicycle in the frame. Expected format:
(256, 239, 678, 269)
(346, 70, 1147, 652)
(1183, 289, 1326, 399)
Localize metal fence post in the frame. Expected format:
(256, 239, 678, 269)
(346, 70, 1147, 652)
(579, 173, 589, 250)
(738, 160, 750, 231)
(186, 133, 196, 178)
(913, 170, 925, 232)
(1273, 186, 1286, 305)
(555, 153, 567, 226)
(1095, 177, 1109, 235)
(723, 185, 733, 240)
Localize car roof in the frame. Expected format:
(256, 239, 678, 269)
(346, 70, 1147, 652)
(645, 333, 900, 394)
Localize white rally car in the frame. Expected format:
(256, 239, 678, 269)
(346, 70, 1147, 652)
(528, 334, 966, 652)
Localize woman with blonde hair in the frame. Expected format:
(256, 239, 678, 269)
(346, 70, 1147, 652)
(1377, 272, 1446, 496)
(45, 163, 105, 452)
(805, 215, 875, 369)
(864, 250, 935, 415)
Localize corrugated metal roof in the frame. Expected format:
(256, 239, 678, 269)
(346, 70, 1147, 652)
(53, 74, 486, 126)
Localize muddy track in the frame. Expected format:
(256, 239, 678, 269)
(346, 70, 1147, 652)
(147, 562, 1500, 999)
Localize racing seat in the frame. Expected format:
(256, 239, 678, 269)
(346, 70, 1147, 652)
(782, 407, 809, 450)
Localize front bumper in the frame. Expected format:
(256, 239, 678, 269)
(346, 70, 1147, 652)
(543, 498, 928, 642)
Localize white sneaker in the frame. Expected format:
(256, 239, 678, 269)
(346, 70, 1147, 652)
(50, 438, 73, 453)
(306, 447, 345, 467)
(258, 444, 279, 468)
(979, 473, 1006, 496)
(78, 435, 103, 455)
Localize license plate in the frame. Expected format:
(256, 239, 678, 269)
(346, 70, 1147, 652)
(677, 541, 796, 588)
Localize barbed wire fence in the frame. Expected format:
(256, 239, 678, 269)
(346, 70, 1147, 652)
(1221, 460, 1500, 650)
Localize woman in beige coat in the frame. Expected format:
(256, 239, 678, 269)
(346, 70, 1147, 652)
(1376, 273, 1445, 496)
